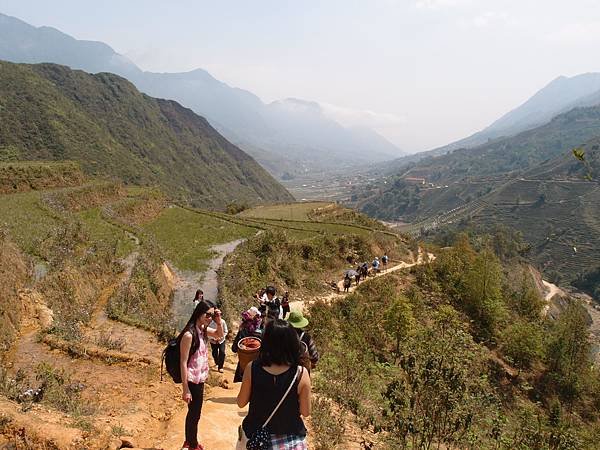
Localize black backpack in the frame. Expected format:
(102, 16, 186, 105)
(161, 338, 182, 383)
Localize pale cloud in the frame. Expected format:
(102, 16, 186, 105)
(415, 0, 471, 10)
(546, 21, 600, 45)
(455, 10, 516, 29)
(320, 102, 406, 129)
(471, 11, 514, 28)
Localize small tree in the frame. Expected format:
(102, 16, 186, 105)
(383, 295, 415, 358)
(501, 320, 543, 373)
(462, 248, 507, 342)
(545, 302, 591, 401)
(510, 269, 545, 320)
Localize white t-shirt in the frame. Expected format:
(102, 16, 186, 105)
(208, 319, 228, 344)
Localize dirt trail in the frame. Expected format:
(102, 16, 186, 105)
(158, 239, 247, 449)
(542, 280, 564, 302)
(290, 249, 434, 313)
(157, 354, 246, 449)
(160, 248, 432, 449)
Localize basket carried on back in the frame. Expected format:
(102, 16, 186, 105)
(238, 336, 261, 373)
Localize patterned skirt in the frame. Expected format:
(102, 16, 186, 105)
(270, 434, 308, 450)
(236, 432, 307, 450)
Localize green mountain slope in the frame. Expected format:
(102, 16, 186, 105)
(405, 105, 600, 184)
(355, 107, 600, 283)
(0, 61, 293, 207)
(0, 13, 404, 178)
(358, 104, 600, 220)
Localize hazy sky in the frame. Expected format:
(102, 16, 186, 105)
(3, 0, 600, 152)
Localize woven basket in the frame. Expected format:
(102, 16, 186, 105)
(238, 337, 261, 373)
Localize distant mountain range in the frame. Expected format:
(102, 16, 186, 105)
(355, 99, 600, 284)
(0, 13, 403, 177)
(380, 72, 600, 172)
(358, 103, 600, 219)
(441, 73, 600, 151)
(0, 61, 293, 207)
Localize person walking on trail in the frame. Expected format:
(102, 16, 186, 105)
(232, 307, 262, 382)
(208, 316, 228, 373)
(354, 269, 361, 286)
(343, 274, 352, 292)
(178, 300, 224, 450)
(236, 319, 311, 450)
(281, 291, 291, 319)
(261, 285, 283, 319)
(192, 289, 203, 306)
(287, 311, 319, 370)
(382, 254, 389, 270)
(361, 262, 369, 279)
(372, 257, 380, 273)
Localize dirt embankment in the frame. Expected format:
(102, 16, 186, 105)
(0, 235, 30, 352)
(0, 162, 85, 194)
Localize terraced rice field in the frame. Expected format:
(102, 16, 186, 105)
(473, 186, 600, 282)
(142, 206, 257, 272)
(0, 190, 63, 255)
(238, 201, 332, 220)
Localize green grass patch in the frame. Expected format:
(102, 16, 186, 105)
(0, 190, 63, 257)
(259, 218, 373, 237)
(239, 202, 332, 220)
(143, 206, 256, 271)
(77, 208, 137, 258)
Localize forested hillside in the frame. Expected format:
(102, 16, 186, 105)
(308, 236, 600, 448)
(0, 61, 293, 207)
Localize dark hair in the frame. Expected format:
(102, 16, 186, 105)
(265, 309, 279, 323)
(258, 319, 302, 367)
(266, 285, 276, 296)
(194, 289, 203, 300)
(177, 300, 213, 360)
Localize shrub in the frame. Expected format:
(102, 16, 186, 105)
(35, 362, 95, 417)
(501, 320, 543, 372)
(310, 396, 346, 450)
(94, 331, 125, 351)
(544, 302, 591, 402)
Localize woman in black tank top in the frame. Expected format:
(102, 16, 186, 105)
(236, 319, 312, 449)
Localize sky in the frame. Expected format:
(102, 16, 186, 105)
(2, 0, 600, 152)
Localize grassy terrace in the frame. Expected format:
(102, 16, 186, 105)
(142, 206, 257, 272)
(0, 190, 64, 256)
(77, 208, 137, 259)
(244, 217, 373, 237)
(238, 201, 331, 220)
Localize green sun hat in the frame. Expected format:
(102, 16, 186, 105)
(287, 311, 309, 329)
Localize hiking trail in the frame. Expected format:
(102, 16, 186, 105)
(289, 248, 435, 313)
(159, 247, 433, 449)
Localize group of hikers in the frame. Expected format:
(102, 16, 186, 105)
(178, 286, 318, 450)
(342, 253, 389, 292)
(174, 253, 393, 449)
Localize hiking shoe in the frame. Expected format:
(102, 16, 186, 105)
(218, 368, 224, 373)
(181, 441, 190, 450)
(189, 445, 204, 450)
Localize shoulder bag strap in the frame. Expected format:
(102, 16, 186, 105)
(261, 366, 301, 429)
(299, 331, 305, 341)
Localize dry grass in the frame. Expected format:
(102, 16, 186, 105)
(239, 202, 332, 220)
